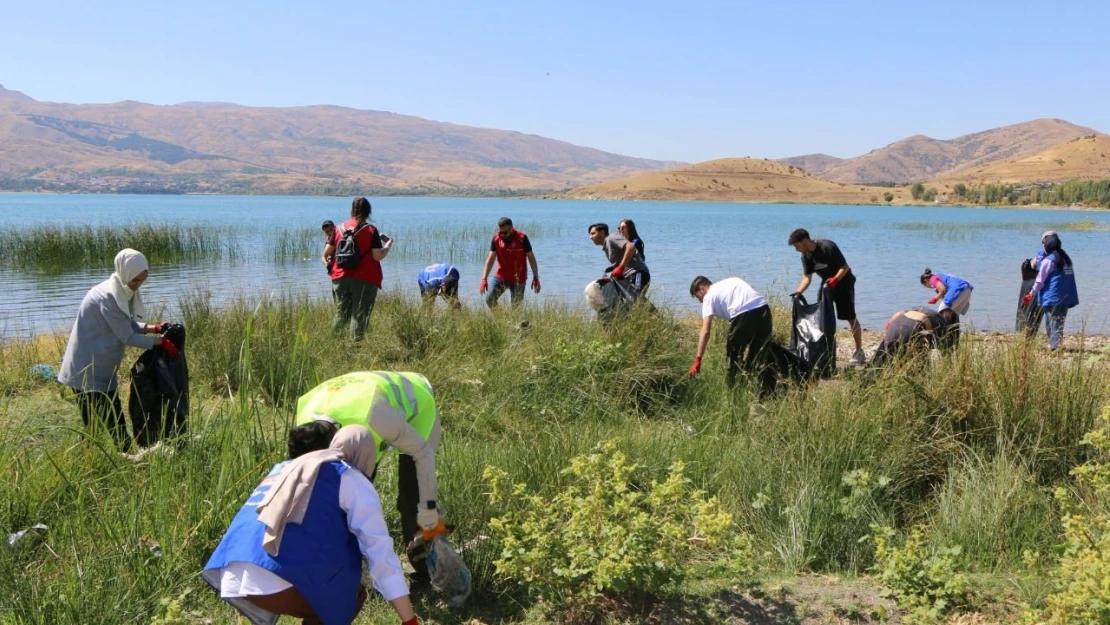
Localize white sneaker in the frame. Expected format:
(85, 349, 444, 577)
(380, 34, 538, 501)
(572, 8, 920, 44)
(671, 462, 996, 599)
(851, 350, 866, 365)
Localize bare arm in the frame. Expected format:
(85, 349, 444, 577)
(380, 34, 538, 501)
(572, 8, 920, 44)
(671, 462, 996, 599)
(619, 242, 637, 268)
(793, 273, 813, 295)
(933, 281, 947, 299)
(481, 251, 496, 280)
(371, 238, 392, 262)
(694, 316, 713, 360)
(526, 251, 539, 279)
(834, 265, 850, 281)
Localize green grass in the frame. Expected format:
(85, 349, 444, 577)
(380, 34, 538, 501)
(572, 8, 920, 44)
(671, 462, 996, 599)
(271, 227, 319, 262)
(0, 295, 1106, 624)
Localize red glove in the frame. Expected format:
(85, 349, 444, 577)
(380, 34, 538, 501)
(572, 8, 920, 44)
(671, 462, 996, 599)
(610, 264, 626, 279)
(479, 278, 489, 294)
(688, 357, 702, 376)
(1022, 292, 1034, 307)
(928, 296, 939, 305)
(825, 276, 839, 290)
(402, 618, 419, 625)
(421, 519, 449, 542)
(531, 276, 541, 293)
(160, 338, 179, 358)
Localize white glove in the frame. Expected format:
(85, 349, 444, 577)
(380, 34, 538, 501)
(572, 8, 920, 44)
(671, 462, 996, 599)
(417, 504, 442, 531)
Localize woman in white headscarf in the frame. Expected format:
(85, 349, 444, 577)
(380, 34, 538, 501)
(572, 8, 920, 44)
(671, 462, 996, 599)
(58, 248, 176, 450)
(203, 425, 418, 625)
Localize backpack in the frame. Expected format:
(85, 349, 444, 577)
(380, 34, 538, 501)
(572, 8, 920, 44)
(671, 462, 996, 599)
(334, 223, 368, 270)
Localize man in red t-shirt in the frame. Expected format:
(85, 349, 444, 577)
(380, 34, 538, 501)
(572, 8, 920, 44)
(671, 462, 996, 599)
(323, 197, 392, 340)
(478, 217, 540, 308)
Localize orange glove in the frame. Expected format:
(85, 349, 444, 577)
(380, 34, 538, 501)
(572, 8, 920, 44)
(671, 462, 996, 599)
(1022, 292, 1034, 307)
(421, 519, 448, 542)
(610, 264, 626, 279)
(160, 338, 179, 358)
(688, 357, 702, 376)
(928, 296, 939, 305)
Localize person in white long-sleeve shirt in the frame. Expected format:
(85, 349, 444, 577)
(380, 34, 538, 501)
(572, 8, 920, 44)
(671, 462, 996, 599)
(203, 425, 419, 625)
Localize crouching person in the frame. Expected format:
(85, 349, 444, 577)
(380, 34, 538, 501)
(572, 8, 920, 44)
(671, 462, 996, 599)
(869, 307, 960, 370)
(295, 372, 447, 584)
(203, 425, 419, 625)
(688, 276, 777, 397)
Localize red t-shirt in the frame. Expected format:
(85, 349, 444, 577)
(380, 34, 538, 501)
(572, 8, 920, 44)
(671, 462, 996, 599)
(490, 230, 532, 284)
(330, 217, 384, 287)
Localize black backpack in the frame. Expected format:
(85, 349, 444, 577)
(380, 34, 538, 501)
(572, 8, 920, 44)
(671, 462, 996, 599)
(334, 223, 368, 269)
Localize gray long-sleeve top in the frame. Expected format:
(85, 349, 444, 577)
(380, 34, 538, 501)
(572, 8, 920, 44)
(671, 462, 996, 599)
(58, 279, 155, 393)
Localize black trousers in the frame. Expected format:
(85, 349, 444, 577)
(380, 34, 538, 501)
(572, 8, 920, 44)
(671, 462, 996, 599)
(76, 389, 129, 451)
(372, 454, 427, 581)
(726, 305, 777, 397)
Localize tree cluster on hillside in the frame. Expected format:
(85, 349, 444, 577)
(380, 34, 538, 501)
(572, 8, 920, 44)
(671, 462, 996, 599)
(951, 179, 1110, 208)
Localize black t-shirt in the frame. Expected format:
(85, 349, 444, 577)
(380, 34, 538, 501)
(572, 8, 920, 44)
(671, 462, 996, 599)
(489, 233, 533, 253)
(801, 239, 852, 281)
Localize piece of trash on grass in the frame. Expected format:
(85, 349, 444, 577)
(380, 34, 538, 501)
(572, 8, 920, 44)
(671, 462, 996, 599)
(140, 536, 163, 558)
(30, 364, 56, 382)
(7, 524, 48, 548)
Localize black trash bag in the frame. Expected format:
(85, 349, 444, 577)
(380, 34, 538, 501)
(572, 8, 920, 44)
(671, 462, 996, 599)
(768, 341, 809, 383)
(790, 284, 837, 378)
(1016, 258, 1044, 334)
(128, 323, 189, 448)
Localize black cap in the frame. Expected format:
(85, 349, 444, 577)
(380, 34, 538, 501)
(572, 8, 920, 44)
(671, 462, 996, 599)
(321, 220, 335, 229)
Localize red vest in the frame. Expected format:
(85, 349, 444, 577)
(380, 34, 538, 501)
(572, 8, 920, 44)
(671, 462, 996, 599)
(330, 218, 383, 288)
(493, 230, 528, 284)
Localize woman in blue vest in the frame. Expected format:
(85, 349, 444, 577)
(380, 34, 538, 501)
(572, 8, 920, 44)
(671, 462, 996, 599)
(919, 268, 974, 315)
(204, 425, 418, 625)
(1022, 231, 1079, 350)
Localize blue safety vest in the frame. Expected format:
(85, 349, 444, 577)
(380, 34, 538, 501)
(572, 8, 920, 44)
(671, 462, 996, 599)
(1038, 252, 1079, 308)
(936, 272, 972, 307)
(417, 263, 458, 290)
(204, 461, 362, 625)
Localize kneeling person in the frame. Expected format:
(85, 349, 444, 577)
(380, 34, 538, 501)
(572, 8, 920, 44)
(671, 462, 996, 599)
(295, 372, 445, 582)
(688, 276, 776, 396)
(870, 307, 960, 369)
(418, 263, 461, 310)
(204, 425, 418, 625)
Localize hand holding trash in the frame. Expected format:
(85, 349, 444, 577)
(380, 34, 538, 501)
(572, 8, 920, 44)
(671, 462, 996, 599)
(1022, 292, 1034, 307)
(610, 264, 626, 279)
(825, 276, 839, 290)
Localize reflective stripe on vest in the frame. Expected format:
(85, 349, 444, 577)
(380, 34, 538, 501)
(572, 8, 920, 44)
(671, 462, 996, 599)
(294, 371, 437, 454)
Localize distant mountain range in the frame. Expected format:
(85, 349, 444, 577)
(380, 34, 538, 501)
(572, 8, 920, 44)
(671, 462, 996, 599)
(779, 119, 1097, 184)
(0, 85, 680, 193)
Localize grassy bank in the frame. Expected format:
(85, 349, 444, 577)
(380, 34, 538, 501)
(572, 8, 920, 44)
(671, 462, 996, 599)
(0, 224, 235, 272)
(0, 294, 1107, 624)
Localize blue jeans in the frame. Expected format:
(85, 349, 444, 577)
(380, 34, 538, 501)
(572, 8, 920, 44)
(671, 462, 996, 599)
(485, 278, 525, 309)
(1044, 304, 1068, 350)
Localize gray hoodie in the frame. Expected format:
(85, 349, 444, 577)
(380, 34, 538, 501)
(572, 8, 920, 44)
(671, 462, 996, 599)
(58, 279, 155, 392)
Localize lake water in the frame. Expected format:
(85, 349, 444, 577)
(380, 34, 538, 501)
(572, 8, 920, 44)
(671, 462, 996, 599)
(1, 194, 1108, 338)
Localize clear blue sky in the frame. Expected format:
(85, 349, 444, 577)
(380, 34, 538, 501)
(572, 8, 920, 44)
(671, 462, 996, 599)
(3, 1, 1108, 163)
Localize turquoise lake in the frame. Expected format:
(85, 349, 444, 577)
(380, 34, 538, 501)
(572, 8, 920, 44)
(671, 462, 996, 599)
(0, 194, 1107, 337)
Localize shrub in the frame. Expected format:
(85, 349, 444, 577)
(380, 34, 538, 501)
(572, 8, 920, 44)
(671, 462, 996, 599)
(484, 441, 753, 612)
(911, 183, 926, 199)
(870, 525, 970, 624)
(883, 192, 895, 203)
(1032, 409, 1110, 624)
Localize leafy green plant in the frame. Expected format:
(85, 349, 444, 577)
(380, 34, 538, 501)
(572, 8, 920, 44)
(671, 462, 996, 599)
(484, 441, 753, 611)
(870, 525, 970, 624)
(1031, 409, 1110, 624)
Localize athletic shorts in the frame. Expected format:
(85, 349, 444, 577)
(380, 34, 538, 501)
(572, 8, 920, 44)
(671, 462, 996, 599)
(829, 276, 857, 321)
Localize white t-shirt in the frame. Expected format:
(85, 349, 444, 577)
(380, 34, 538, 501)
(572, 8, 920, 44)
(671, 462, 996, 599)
(702, 278, 767, 321)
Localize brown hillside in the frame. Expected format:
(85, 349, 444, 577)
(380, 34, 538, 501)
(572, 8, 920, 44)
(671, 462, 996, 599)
(568, 158, 908, 204)
(780, 119, 1096, 184)
(0, 86, 679, 192)
(777, 153, 844, 176)
(935, 133, 1110, 185)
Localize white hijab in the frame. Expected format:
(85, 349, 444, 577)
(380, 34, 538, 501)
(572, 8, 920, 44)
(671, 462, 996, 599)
(107, 249, 149, 322)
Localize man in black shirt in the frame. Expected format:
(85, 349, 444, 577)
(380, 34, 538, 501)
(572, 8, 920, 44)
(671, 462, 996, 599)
(788, 228, 865, 364)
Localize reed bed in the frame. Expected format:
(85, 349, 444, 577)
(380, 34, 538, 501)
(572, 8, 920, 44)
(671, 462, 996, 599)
(0, 223, 234, 272)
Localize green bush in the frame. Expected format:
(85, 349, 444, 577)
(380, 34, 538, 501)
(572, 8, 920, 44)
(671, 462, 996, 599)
(870, 525, 970, 624)
(1033, 409, 1110, 624)
(484, 441, 753, 611)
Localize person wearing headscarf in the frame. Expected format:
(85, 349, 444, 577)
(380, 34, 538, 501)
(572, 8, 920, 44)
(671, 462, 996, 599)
(58, 249, 178, 450)
(204, 425, 418, 625)
(1023, 231, 1079, 350)
(868, 307, 961, 370)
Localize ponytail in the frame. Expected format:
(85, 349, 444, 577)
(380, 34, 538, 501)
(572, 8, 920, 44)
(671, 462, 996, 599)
(919, 268, 934, 287)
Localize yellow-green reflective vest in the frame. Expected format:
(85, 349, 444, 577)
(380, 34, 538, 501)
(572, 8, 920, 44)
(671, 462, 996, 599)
(295, 371, 437, 457)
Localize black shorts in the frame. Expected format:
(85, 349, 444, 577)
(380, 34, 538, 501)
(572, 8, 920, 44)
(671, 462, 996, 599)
(829, 276, 856, 321)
